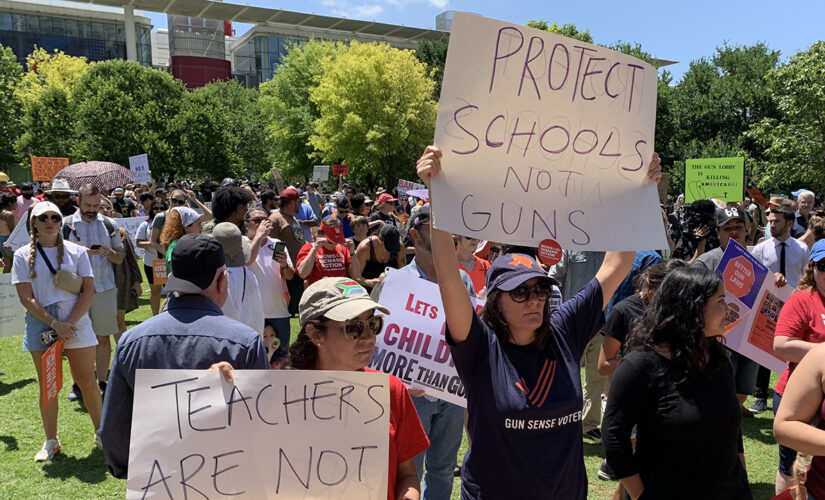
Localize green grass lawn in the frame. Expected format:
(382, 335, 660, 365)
(0, 286, 782, 499)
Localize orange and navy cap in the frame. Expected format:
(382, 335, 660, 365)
(486, 253, 559, 293)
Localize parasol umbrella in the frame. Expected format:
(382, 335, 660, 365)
(53, 161, 135, 191)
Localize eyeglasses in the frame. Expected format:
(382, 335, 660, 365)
(249, 217, 267, 224)
(317, 316, 384, 340)
(50, 194, 69, 200)
(36, 214, 62, 223)
(507, 282, 553, 303)
(171, 198, 186, 205)
(816, 261, 825, 273)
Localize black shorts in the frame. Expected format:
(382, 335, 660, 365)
(144, 264, 154, 285)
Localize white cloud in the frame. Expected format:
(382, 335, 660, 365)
(315, 0, 447, 22)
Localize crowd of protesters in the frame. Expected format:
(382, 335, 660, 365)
(5, 154, 825, 500)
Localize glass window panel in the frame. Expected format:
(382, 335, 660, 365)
(77, 20, 91, 39)
(104, 23, 116, 41)
(91, 22, 104, 40)
(64, 18, 78, 37)
(115, 24, 125, 42)
(38, 16, 51, 33)
(11, 14, 24, 31)
(26, 15, 40, 33)
(0, 13, 11, 31)
(51, 17, 65, 36)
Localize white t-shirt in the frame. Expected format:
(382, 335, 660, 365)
(136, 220, 157, 267)
(12, 241, 94, 308)
(244, 236, 292, 319)
(221, 266, 265, 335)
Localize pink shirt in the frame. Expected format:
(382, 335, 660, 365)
(14, 195, 37, 223)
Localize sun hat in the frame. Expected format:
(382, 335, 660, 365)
(211, 222, 251, 268)
(30, 202, 61, 221)
(46, 178, 78, 195)
(299, 277, 390, 325)
(164, 234, 227, 293)
(172, 206, 200, 228)
(486, 253, 560, 293)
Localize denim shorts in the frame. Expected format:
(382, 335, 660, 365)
(22, 302, 97, 352)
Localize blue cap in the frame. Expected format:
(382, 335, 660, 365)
(486, 253, 559, 292)
(792, 189, 808, 197)
(811, 240, 825, 263)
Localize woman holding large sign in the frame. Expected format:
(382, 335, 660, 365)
(214, 276, 430, 500)
(415, 146, 658, 499)
(11, 202, 99, 462)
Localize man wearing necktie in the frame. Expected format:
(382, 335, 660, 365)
(749, 201, 811, 413)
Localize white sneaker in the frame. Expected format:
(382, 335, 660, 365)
(34, 439, 61, 462)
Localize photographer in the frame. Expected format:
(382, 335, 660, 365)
(670, 199, 719, 263)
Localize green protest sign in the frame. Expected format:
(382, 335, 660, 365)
(684, 157, 744, 203)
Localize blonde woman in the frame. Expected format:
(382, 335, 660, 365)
(12, 202, 98, 462)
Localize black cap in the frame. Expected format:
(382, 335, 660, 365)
(408, 206, 430, 231)
(716, 206, 746, 228)
(164, 234, 226, 293)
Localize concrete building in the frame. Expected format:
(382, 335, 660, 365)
(0, 0, 152, 66)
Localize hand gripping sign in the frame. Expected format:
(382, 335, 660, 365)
(431, 13, 666, 251)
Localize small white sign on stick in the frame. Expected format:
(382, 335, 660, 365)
(431, 13, 665, 251)
(127, 369, 390, 500)
(313, 166, 330, 182)
(128, 154, 152, 184)
(0, 274, 26, 338)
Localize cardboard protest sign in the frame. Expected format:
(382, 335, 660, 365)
(152, 259, 167, 285)
(331, 164, 349, 176)
(714, 240, 790, 373)
(371, 269, 484, 407)
(270, 168, 285, 193)
(0, 274, 26, 338)
(31, 157, 69, 181)
(397, 179, 426, 197)
(430, 13, 664, 251)
(127, 369, 390, 500)
(313, 165, 330, 181)
(41, 341, 63, 406)
(684, 157, 744, 203)
(128, 154, 152, 184)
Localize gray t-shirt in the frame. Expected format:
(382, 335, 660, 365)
(694, 247, 725, 271)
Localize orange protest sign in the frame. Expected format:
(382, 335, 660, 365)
(152, 259, 167, 285)
(723, 256, 755, 299)
(31, 157, 69, 181)
(41, 340, 64, 407)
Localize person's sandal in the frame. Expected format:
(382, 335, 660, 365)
(34, 439, 61, 462)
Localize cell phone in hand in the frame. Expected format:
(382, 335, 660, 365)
(272, 242, 286, 259)
(90, 244, 102, 250)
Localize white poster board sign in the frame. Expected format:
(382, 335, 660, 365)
(127, 369, 390, 500)
(0, 274, 26, 338)
(397, 179, 426, 197)
(6, 216, 30, 252)
(128, 154, 152, 184)
(114, 216, 147, 259)
(431, 13, 665, 251)
(371, 269, 484, 407)
(313, 166, 330, 182)
(5, 216, 147, 258)
(715, 240, 791, 373)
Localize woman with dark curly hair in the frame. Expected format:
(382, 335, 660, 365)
(602, 266, 752, 500)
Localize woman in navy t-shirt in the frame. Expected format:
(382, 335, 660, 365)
(415, 146, 662, 499)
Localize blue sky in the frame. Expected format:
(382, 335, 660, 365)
(67, 0, 825, 82)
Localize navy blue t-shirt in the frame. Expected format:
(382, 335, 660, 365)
(448, 278, 605, 499)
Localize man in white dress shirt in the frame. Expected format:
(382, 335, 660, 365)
(749, 201, 810, 412)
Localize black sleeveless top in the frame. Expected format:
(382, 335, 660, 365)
(361, 238, 399, 285)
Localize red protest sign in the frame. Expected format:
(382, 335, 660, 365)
(537, 239, 562, 266)
(723, 256, 755, 299)
(331, 163, 349, 176)
(31, 157, 69, 181)
(41, 340, 64, 407)
(745, 189, 770, 207)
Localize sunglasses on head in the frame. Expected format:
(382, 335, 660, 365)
(507, 282, 553, 303)
(171, 198, 186, 205)
(37, 214, 62, 223)
(816, 261, 825, 273)
(317, 315, 384, 340)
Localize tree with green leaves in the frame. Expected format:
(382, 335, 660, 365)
(70, 60, 185, 175)
(309, 41, 437, 188)
(260, 40, 341, 182)
(15, 86, 76, 161)
(748, 42, 825, 193)
(0, 44, 23, 170)
(526, 20, 593, 43)
(415, 34, 449, 99)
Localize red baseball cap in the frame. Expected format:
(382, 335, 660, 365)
(280, 188, 300, 201)
(376, 193, 398, 204)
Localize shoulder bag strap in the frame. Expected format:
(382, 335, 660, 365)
(35, 243, 58, 276)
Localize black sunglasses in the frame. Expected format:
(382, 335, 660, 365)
(37, 214, 62, 223)
(816, 261, 825, 273)
(171, 198, 186, 205)
(317, 316, 384, 340)
(249, 217, 267, 224)
(508, 282, 553, 303)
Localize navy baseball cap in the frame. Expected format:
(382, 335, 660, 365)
(165, 234, 226, 293)
(811, 240, 825, 263)
(486, 253, 559, 292)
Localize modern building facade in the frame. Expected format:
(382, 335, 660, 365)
(0, 0, 152, 66)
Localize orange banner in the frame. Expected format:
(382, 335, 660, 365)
(41, 340, 64, 407)
(152, 259, 167, 285)
(31, 157, 69, 181)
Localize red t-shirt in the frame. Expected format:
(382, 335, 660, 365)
(296, 243, 351, 285)
(774, 290, 825, 395)
(365, 368, 430, 500)
(459, 255, 491, 295)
